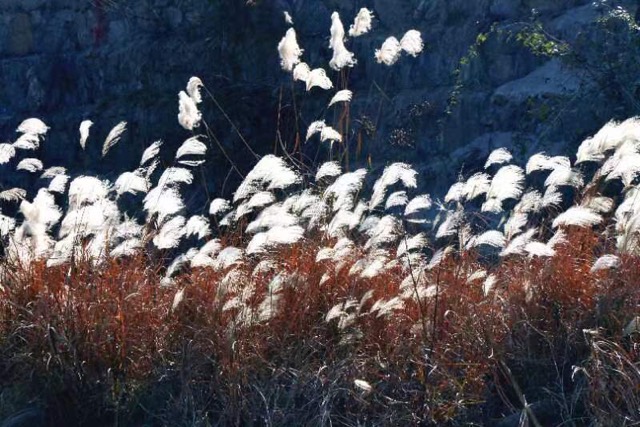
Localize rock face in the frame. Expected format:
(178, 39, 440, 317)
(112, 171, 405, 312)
(0, 0, 638, 196)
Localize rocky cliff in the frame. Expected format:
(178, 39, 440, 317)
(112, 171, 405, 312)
(0, 0, 638, 196)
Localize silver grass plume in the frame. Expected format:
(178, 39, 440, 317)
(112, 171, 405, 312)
(246, 225, 305, 254)
(176, 136, 207, 159)
(552, 206, 602, 228)
(153, 215, 186, 249)
(12, 133, 40, 150)
(209, 198, 231, 216)
(278, 28, 304, 72)
(405, 194, 432, 216)
(0, 188, 26, 203)
(143, 186, 185, 225)
(178, 91, 201, 130)
(484, 148, 512, 169)
(17, 118, 49, 136)
(329, 12, 357, 71)
(115, 171, 149, 196)
(140, 140, 163, 166)
(385, 191, 408, 210)
(399, 30, 424, 57)
(157, 167, 194, 187)
(48, 174, 70, 194)
(306, 68, 333, 91)
(591, 254, 621, 273)
(233, 155, 300, 202)
(328, 90, 353, 107)
(293, 62, 310, 83)
(369, 163, 417, 210)
(186, 77, 204, 104)
(41, 166, 66, 178)
(349, 8, 374, 37)
(68, 176, 110, 207)
(324, 169, 367, 212)
(16, 158, 43, 173)
(79, 120, 93, 150)
(375, 37, 402, 66)
(0, 143, 16, 164)
(315, 161, 342, 182)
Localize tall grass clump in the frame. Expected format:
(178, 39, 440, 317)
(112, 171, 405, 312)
(0, 6, 639, 426)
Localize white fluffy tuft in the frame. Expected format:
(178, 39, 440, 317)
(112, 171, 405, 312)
(278, 28, 304, 72)
(102, 121, 127, 157)
(349, 8, 374, 37)
(328, 90, 353, 107)
(484, 148, 512, 169)
(399, 30, 424, 57)
(375, 37, 402, 66)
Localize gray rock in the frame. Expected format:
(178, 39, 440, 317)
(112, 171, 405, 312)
(0, 406, 45, 427)
(0, 0, 636, 200)
(492, 59, 585, 104)
(7, 13, 33, 56)
(490, 0, 522, 19)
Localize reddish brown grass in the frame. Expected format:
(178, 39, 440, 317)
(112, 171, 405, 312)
(0, 228, 638, 425)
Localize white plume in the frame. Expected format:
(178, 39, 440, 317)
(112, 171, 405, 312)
(329, 12, 357, 71)
(501, 228, 537, 257)
(115, 172, 149, 195)
(293, 62, 310, 83)
(349, 8, 374, 37)
(186, 76, 204, 104)
(102, 121, 127, 157)
(246, 203, 298, 234)
(156, 167, 194, 189)
(209, 198, 231, 216)
(48, 174, 70, 194)
(0, 143, 16, 164)
(0, 188, 26, 203)
(284, 11, 294, 25)
(405, 194, 432, 216)
(176, 136, 207, 159)
(111, 238, 143, 258)
(467, 230, 506, 249)
(385, 191, 409, 210)
(320, 126, 342, 144)
(444, 182, 465, 203)
(153, 215, 186, 249)
(306, 120, 326, 141)
(12, 133, 40, 150)
(316, 161, 342, 181)
(375, 37, 402, 66)
(143, 186, 185, 224)
(41, 166, 66, 178)
(79, 120, 93, 150)
(399, 30, 424, 57)
(17, 118, 49, 136)
(464, 173, 491, 201)
(178, 91, 201, 131)
(369, 163, 417, 210)
(16, 158, 43, 173)
(552, 207, 602, 228)
(591, 254, 621, 273)
(234, 155, 300, 202)
(484, 148, 512, 169)
(306, 68, 333, 91)
(328, 90, 353, 107)
(140, 140, 163, 166)
(278, 28, 304, 72)
(246, 225, 304, 254)
(324, 169, 367, 212)
(185, 215, 211, 240)
(68, 176, 109, 207)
